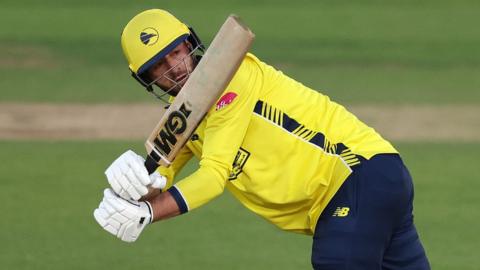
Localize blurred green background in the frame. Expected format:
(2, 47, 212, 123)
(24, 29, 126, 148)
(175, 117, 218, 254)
(1, 0, 479, 269)
(2, 0, 479, 104)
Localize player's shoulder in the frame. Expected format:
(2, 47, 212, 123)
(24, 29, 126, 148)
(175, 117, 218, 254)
(229, 53, 264, 86)
(237, 53, 263, 72)
(244, 52, 261, 63)
(208, 53, 264, 114)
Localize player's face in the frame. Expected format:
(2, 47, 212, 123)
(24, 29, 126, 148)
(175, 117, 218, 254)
(147, 42, 195, 96)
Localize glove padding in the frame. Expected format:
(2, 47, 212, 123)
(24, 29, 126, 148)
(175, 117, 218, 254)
(105, 150, 166, 200)
(93, 188, 152, 242)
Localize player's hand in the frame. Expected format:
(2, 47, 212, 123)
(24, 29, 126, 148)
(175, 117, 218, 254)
(105, 150, 167, 200)
(93, 188, 153, 243)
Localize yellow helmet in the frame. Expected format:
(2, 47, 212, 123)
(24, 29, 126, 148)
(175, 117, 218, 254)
(121, 9, 204, 91)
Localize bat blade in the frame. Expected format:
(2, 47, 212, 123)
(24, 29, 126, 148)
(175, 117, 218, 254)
(144, 15, 255, 173)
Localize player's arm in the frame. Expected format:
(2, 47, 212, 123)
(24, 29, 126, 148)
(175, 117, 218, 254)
(157, 144, 194, 190)
(168, 56, 261, 213)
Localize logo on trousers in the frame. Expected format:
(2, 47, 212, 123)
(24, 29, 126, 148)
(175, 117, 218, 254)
(332, 207, 350, 217)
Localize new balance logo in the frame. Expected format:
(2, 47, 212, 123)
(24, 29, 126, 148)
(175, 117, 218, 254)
(332, 207, 350, 217)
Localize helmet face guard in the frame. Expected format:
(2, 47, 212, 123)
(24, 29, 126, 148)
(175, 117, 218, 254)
(121, 9, 205, 101)
(135, 42, 204, 101)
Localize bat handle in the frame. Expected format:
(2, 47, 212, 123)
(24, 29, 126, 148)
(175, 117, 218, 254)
(140, 155, 163, 201)
(144, 155, 159, 175)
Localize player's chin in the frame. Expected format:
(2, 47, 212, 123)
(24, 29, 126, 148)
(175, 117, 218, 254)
(156, 83, 180, 96)
(168, 86, 182, 96)
(173, 81, 188, 95)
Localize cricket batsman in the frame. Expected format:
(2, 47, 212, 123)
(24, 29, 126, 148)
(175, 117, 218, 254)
(93, 9, 430, 269)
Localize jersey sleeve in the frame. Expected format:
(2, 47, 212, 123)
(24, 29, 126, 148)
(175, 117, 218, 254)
(157, 142, 194, 191)
(168, 55, 261, 213)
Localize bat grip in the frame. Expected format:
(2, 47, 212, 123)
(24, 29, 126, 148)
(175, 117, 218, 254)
(144, 155, 159, 175)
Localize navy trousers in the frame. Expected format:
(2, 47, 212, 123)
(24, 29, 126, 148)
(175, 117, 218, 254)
(311, 154, 430, 270)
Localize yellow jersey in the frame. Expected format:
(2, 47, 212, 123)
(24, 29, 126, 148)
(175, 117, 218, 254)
(159, 53, 397, 235)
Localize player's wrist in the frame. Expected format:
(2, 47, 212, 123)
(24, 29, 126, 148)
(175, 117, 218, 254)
(147, 191, 181, 223)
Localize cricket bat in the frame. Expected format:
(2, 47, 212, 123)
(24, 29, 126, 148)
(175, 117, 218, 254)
(144, 15, 255, 175)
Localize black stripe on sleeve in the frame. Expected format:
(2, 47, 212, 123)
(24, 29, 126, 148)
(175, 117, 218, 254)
(167, 186, 189, 214)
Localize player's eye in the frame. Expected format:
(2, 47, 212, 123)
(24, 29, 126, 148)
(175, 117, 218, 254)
(156, 58, 165, 66)
(149, 60, 165, 75)
(153, 62, 163, 71)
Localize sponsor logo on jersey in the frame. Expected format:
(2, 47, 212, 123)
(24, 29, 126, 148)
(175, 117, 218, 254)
(140, 28, 159, 46)
(229, 147, 250, 180)
(216, 92, 238, 111)
(332, 207, 350, 217)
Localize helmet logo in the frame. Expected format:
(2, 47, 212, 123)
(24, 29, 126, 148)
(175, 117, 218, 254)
(140, 28, 159, 46)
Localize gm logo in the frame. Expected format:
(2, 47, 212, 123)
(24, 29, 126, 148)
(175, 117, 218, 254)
(332, 207, 350, 217)
(153, 103, 192, 157)
(140, 28, 159, 46)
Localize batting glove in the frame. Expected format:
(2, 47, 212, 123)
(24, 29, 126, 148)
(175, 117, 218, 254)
(105, 150, 167, 200)
(93, 188, 153, 243)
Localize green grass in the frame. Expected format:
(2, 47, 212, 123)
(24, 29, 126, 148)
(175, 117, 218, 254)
(0, 141, 310, 270)
(1, 0, 479, 103)
(0, 141, 479, 269)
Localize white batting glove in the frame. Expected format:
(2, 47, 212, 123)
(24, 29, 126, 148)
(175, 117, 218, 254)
(93, 188, 153, 243)
(105, 150, 167, 200)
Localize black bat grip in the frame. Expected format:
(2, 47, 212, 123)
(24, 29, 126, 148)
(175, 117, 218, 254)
(144, 154, 159, 175)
